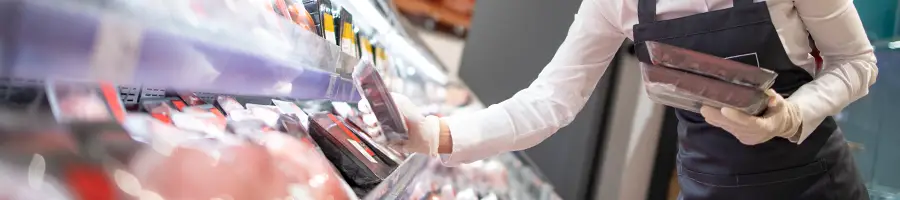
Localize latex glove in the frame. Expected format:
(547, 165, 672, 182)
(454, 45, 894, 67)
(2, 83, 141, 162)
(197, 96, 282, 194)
(359, 93, 441, 157)
(700, 89, 803, 145)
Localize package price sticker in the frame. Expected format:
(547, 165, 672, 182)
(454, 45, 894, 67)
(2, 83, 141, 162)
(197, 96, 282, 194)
(89, 15, 143, 84)
(347, 139, 378, 164)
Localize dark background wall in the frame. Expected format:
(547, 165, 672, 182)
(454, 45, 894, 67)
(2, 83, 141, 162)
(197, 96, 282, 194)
(459, 0, 619, 199)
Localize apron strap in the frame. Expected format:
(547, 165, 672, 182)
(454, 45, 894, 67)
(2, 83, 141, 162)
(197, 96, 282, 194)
(638, 0, 759, 23)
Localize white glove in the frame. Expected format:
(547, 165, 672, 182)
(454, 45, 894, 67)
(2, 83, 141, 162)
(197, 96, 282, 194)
(700, 89, 803, 145)
(359, 93, 441, 157)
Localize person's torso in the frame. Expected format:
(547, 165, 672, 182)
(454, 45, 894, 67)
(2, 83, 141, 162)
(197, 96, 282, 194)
(622, 0, 845, 175)
(600, 0, 820, 76)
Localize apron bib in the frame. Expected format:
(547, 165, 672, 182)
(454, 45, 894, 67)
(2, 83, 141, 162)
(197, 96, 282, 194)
(631, 0, 868, 199)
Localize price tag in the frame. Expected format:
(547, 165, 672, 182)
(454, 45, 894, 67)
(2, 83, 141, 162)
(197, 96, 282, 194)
(89, 15, 143, 84)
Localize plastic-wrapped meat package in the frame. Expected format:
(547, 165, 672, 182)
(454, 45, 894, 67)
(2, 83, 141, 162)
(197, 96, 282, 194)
(84, 115, 356, 200)
(352, 60, 409, 145)
(45, 81, 125, 123)
(641, 64, 770, 115)
(216, 96, 246, 115)
(141, 100, 176, 124)
(645, 41, 778, 89)
(344, 120, 404, 167)
(308, 113, 392, 188)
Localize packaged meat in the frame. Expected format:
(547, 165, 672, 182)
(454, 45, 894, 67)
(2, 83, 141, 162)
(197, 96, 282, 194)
(110, 116, 354, 200)
(215, 96, 245, 115)
(45, 81, 125, 123)
(344, 120, 405, 167)
(641, 64, 770, 115)
(140, 100, 176, 124)
(308, 113, 392, 188)
(246, 103, 282, 128)
(175, 91, 206, 106)
(272, 99, 312, 130)
(352, 60, 409, 145)
(645, 41, 778, 89)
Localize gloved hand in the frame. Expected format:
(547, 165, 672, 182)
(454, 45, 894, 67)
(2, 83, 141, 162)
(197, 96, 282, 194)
(359, 93, 442, 157)
(700, 89, 803, 145)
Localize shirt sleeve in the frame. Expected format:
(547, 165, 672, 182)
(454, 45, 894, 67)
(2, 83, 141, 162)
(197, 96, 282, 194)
(439, 0, 626, 166)
(788, 0, 879, 143)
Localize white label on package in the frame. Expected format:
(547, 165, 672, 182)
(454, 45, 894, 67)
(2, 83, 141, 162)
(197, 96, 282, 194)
(725, 53, 760, 68)
(272, 99, 310, 129)
(347, 139, 378, 164)
(90, 15, 143, 83)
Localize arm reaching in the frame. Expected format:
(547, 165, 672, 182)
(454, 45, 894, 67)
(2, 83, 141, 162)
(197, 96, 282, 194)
(438, 0, 626, 165)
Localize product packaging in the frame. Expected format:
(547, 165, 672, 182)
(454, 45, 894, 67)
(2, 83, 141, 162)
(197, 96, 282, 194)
(168, 97, 188, 111)
(641, 64, 770, 115)
(352, 60, 409, 144)
(140, 99, 176, 124)
(338, 8, 358, 58)
(181, 104, 228, 131)
(308, 113, 392, 188)
(359, 34, 375, 63)
(170, 111, 228, 134)
(90, 116, 355, 200)
(175, 91, 206, 106)
(246, 103, 283, 128)
(645, 41, 778, 89)
(345, 120, 405, 167)
(302, 0, 324, 36)
(215, 96, 245, 115)
(45, 81, 126, 123)
(319, 0, 338, 44)
(272, 99, 311, 130)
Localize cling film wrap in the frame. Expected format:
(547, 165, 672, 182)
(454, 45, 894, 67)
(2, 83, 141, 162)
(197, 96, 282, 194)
(645, 41, 778, 89)
(640, 63, 769, 115)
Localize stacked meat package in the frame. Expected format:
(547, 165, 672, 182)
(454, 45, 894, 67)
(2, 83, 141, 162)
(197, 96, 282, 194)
(0, 82, 359, 200)
(641, 41, 778, 115)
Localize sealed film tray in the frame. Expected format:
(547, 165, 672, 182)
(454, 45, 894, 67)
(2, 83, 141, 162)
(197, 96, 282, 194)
(641, 64, 769, 115)
(645, 41, 778, 89)
(308, 113, 393, 188)
(351, 60, 408, 144)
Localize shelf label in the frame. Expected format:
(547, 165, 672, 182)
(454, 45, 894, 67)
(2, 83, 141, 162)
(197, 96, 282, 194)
(89, 15, 143, 84)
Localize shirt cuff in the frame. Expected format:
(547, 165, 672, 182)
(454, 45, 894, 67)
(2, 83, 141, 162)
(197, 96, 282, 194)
(786, 96, 828, 144)
(437, 109, 516, 166)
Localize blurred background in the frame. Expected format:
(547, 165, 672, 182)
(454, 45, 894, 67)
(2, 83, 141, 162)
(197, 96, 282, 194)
(0, 0, 897, 199)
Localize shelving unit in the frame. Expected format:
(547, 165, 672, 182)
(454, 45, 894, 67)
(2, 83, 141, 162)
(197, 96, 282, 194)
(0, 0, 559, 199)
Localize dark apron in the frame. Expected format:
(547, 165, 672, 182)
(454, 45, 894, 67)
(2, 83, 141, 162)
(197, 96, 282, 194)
(631, 0, 869, 199)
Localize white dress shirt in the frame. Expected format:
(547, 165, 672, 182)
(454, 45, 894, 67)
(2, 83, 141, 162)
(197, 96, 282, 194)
(440, 0, 879, 165)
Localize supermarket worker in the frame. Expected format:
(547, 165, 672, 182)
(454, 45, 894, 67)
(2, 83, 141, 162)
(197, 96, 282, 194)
(380, 0, 879, 199)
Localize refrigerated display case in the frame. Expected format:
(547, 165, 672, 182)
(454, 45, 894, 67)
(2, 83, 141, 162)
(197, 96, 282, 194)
(0, 0, 559, 199)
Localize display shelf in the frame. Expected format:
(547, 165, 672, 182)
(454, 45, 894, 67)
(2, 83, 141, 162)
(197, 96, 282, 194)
(0, 0, 361, 102)
(0, 0, 559, 199)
